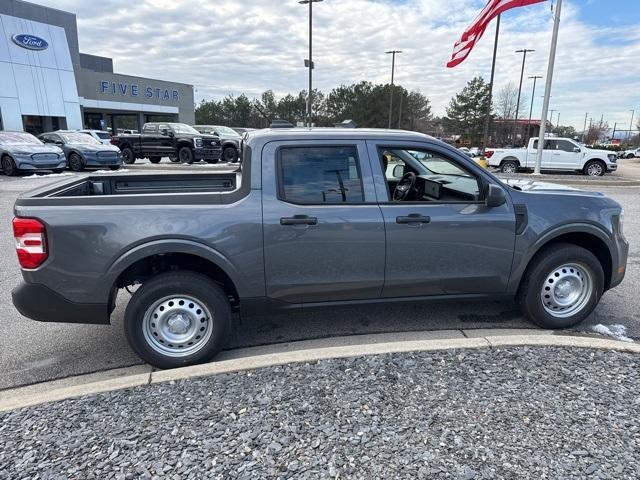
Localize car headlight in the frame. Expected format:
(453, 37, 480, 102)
(608, 154, 617, 162)
(194, 137, 203, 147)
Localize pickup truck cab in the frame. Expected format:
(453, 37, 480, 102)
(12, 128, 628, 369)
(116, 122, 222, 165)
(487, 137, 618, 176)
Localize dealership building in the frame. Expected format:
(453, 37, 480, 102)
(0, 0, 195, 135)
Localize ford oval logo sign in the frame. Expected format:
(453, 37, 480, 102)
(11, 34, 49, 51)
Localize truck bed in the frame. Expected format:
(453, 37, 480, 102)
(15, 170, 246, 207)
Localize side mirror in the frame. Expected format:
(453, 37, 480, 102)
(54, 140, 63, 146)
(573, 147, 581, 153)
(392, 164, 404, 178)
(486, 184, 506, 208)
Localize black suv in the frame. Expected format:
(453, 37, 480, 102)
(193, 125, 242, 162)
(116, 123, 222, 164)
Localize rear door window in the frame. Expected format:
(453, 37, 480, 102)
(277, 146, 364, 204)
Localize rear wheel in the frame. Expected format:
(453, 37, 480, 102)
(148, 157, 162, 164)
(517, 243, 604, 329)
(2, 155, 18, 176)
(121, 147, 136, 164)
(584, 160, 605, 176)
(178, 146, 194, 164)
(500, 159, 519, 174)
(68, 153, 85, 172)
(124, 271, 231, 369)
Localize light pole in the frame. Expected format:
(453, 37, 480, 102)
(628, 109, 636, 145)
(527, 75, 542, 142)
(299, 0, 323, 128)
(582, 112, 588, 143)
(386, 50, 402, 129)
(513, 49, 534, 145)
(556, 112, 560, 132)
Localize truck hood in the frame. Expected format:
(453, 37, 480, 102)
(502, 178, 604, 196)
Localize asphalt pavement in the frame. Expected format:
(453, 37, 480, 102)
(1, 162, 639, 390)
(2, 347, 639, 479)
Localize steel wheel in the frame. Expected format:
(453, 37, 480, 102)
(223, 146, 238, 163)
(501, 160, 517, 174)
(142, 295, 214, 357)
(2, 156, 17, 176)
(540, 263, 594, 318)
(69, 153, 84, 172)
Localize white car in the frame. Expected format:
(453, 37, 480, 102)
(486, 137, 618, 176)
(79, 129, 112, 146)
(621, 147, 640, 159)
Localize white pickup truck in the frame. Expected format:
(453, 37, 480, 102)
(487, 137, 618, 176)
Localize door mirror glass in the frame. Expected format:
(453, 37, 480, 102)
(486, 184, 506, 208)
(392, 164, 404, 178)
(573, 147, 581, 153)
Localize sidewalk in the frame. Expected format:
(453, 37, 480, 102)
(1, 331, 639, 479)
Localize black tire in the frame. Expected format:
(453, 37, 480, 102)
(121, 147, 136, 164)
(148, 157, 162, 164)
(517, 243, 604, 329)
(124, 271, 232, 369)
(223, 146, 238, 163)
(2, 155, 18, 176)
(500, 159, 519, 174)
(178, 146, 194, 164)
(583, 160, 605, 176)
(68, 153, 85, 172)
(109, 165, 121, 171)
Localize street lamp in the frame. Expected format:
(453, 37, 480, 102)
(527, 75, 542, 142)
(513, 49, 534, 144)
(386, 50, 402, 129)
(628, 109, 636, 145)
(299, 0, 324, 128)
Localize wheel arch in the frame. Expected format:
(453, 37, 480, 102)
(514, 226, 614, 295)
(106, 240, 245, 316)
(500, 156, 521, 166)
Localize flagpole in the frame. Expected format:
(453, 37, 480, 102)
(481, 14, 500, 156)
(534, 0, 562, 175)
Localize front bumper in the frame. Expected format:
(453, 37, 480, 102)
(12, 282, 110, 325)
(195, 147, 223, 160)
(607, 163, 618, 172)
(15, 154, 66, 170)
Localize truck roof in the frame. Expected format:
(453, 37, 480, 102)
(245, 127, 436, 144)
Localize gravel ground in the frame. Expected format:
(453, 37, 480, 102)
(2, 346, 640, 479)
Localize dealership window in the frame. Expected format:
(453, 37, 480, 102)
(277, 146, 364, 204)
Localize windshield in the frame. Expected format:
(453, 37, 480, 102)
(94, 132, 111, 139)
(0, 132, 42, 145)
(60, 132, 101, 145)
(170, 124, 200, 134)
(215, 126, 240, 136)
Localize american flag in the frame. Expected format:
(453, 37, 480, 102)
(447, 0, 547, 68)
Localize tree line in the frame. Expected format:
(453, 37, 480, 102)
(195, 81, 433, 131)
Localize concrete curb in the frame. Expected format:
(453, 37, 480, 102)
(1, 329, 638, 413)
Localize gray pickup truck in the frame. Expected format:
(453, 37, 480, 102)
(11, 128, 628, 368)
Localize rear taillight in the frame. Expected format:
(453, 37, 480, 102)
(485, 150, 495, 158)
(13, 218, 48, 269)
(110, 136, 117, 145)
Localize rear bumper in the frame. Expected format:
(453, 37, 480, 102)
(12, 282, 110, 325)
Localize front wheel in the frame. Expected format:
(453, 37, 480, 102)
(124, 271, 231, 369)
(223, 146, 238, 163)
(178, 146, 194, 164)
(68, 153, 85, 172)
(584, 160, 605, 176)
(518, 243, 604, 329)
(148, 157, 162, 164)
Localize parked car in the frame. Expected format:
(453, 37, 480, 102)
(458, 147, 471, 155)
(115, 123, 222, 164)
(193, 125, 241, 162)
(231, 127, 256, 135)
(79, 129, 113, 145)
(39, 131, 122, 172)
(620, 147, 640, 159)
(0, 131, 66, 176)
(487, 137, 618, 176)
(11, 128, 628, 369)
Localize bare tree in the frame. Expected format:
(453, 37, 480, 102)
(494, 82, 528, 145)
(586, 119, 609, 145)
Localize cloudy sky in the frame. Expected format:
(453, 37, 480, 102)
(32, 0, 640, 130)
